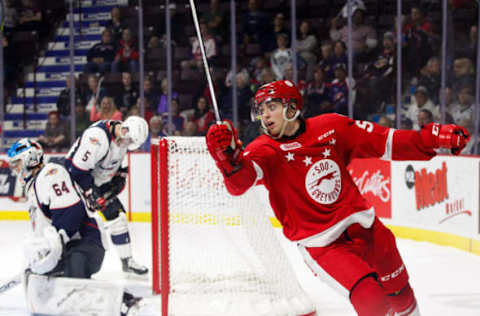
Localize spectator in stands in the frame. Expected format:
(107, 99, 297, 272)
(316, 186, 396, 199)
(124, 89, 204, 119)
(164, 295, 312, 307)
(143, 115, 166, 150)
(89, 96, 122, 122)
(297, 20, 318, 81)
(283, 63, 306, 93)
(150, 115, 165, 138)
(304, 67, 331, 118)
(329, 63, 353, 116)
(156, 78, 179, 116)
(451, 57, 475, 94)
(84, 29, 116, 74)
(4, 0, 19, 36)
(402, 85, 439, 130)
(149, 3, 183, 45)
(448, 85, 474, 126)
(456, 24, 477, 60)
(17, 0, 48, 37)
(417, 108, 434, 129)
(143, 76, 160, 109)
(112, 28, 139, 73)
(225, 61, 249, 88)
(377, 115, 393, 128)
(75, 103, 90, 138)
(438, 86, 455, 113)
(2, 35, 19, 89)
(418, 56, 441, 104)
(259, 67, 275, 85)
(183, 121, 199, 137)
(191, 96, 215, 136)
(115, 72, 139, 117)
(56, 76, 86, 118)
(402, 5, 435, 77)
(330, 5, 377, 62)
(271, 33, 292, 80)
(362, 31, 396, 107)
(241, 0, 268, 47)
(331, 41, 348, 72)
(37, 111, 70, 152)
(248, 56, 268, 85)
(85, 74, 107, 112)
(317, 40, 336, 80)
(221, 72, 253, 122)
(181, 22, 218, 70)
(201, 0, 226, 42)
(105, 7, 127, 44)
(161, 98, 184, 135)
(264, 12, 290, 53)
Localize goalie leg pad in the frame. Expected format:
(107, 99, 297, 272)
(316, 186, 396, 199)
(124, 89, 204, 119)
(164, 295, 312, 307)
(25, 273, 124, 316)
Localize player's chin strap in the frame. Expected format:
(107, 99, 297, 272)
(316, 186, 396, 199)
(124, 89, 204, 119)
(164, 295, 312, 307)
(260, 105, 301, 139)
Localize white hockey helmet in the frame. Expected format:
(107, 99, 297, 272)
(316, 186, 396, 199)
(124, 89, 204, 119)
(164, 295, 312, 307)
(7, 138, 44, 180)
(119, 116, 149, 150)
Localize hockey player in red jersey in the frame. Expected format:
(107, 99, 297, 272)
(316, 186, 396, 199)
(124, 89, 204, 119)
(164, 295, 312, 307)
(206, 80, 470, 316)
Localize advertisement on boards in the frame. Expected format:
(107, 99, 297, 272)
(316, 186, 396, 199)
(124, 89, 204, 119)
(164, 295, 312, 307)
(391, 156, 479, 238)
(348, 158, 392, 219)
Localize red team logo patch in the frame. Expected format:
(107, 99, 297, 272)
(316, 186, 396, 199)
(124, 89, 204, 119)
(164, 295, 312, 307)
(305, 159, 342, 204)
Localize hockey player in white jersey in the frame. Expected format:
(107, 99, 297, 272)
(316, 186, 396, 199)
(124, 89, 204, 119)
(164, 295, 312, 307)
(7, 138, 142, 316)
(65, 115, 149, 277)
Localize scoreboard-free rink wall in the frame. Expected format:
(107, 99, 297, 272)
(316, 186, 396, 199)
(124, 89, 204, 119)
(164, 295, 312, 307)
(0, 153, 479, 255)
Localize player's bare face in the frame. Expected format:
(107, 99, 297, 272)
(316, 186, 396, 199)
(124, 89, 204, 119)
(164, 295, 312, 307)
(115, 126, 134, 148)
(259, 101, 284, 136)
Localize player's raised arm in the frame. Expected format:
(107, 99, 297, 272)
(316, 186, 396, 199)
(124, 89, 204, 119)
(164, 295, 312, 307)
(206, 120, 257, 195)
(335, 115, 470, 162)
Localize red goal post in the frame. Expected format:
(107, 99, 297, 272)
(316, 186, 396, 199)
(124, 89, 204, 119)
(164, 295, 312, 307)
(150, 137, 316, 316)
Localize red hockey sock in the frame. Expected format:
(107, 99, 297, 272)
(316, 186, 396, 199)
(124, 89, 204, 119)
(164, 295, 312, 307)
(350, 276, 392, 316)
(387, 284, 418, 315)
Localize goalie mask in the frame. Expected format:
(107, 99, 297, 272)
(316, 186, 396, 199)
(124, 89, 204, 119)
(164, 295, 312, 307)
(118, 116, 149, 151)
(252, 80, 303, 137)
(8, 138, 44, 181)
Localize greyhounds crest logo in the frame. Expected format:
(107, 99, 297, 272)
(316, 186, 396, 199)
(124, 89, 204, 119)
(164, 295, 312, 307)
(305, 159, 342, 204)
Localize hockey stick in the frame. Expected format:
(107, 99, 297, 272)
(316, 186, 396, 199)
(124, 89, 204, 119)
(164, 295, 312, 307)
(188, 0, 221, 124)
(0, 273, 22, 294)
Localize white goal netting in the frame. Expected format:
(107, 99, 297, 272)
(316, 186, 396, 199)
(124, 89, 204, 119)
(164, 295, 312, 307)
(151, 137, 315, 316)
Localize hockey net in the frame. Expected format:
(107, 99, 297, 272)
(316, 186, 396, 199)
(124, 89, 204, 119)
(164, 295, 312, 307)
(151, 137, 316, 316)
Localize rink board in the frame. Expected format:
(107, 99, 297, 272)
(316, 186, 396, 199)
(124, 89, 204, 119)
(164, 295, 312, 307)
(0, 152, 479, 255)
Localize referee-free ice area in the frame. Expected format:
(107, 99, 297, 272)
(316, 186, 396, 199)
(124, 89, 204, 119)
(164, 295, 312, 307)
(0, 221, 478, 316)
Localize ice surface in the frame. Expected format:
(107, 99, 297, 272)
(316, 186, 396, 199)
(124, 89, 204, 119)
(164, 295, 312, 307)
(0, 221, 478, 316)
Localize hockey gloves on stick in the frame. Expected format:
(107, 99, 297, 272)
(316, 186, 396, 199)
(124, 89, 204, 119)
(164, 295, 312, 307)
(84, 188, 106, 212)
(97, 169, 127, 199)
(206, 120, 243, 176)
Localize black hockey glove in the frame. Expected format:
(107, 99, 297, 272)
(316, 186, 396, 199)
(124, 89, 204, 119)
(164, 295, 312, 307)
(84, 188, 106, 212)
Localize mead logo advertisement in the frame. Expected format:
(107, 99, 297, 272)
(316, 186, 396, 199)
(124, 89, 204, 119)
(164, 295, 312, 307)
(348, 158, 391, 218)
(404, 161, 472, 224)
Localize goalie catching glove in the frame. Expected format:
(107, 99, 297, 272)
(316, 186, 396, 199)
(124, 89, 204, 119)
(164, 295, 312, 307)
(206, 120, 244, 176)
(23, 226, 68, 275)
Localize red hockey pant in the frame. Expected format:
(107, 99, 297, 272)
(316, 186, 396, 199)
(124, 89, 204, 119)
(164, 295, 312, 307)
(299, 217, 410, 299)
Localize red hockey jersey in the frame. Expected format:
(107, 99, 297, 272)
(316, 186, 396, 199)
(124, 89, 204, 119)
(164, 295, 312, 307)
(231, 114, 438, 247)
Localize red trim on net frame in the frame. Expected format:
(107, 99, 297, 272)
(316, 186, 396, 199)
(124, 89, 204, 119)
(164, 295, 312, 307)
(150, 142, 160, 295)
(159, 138, 170, 316)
